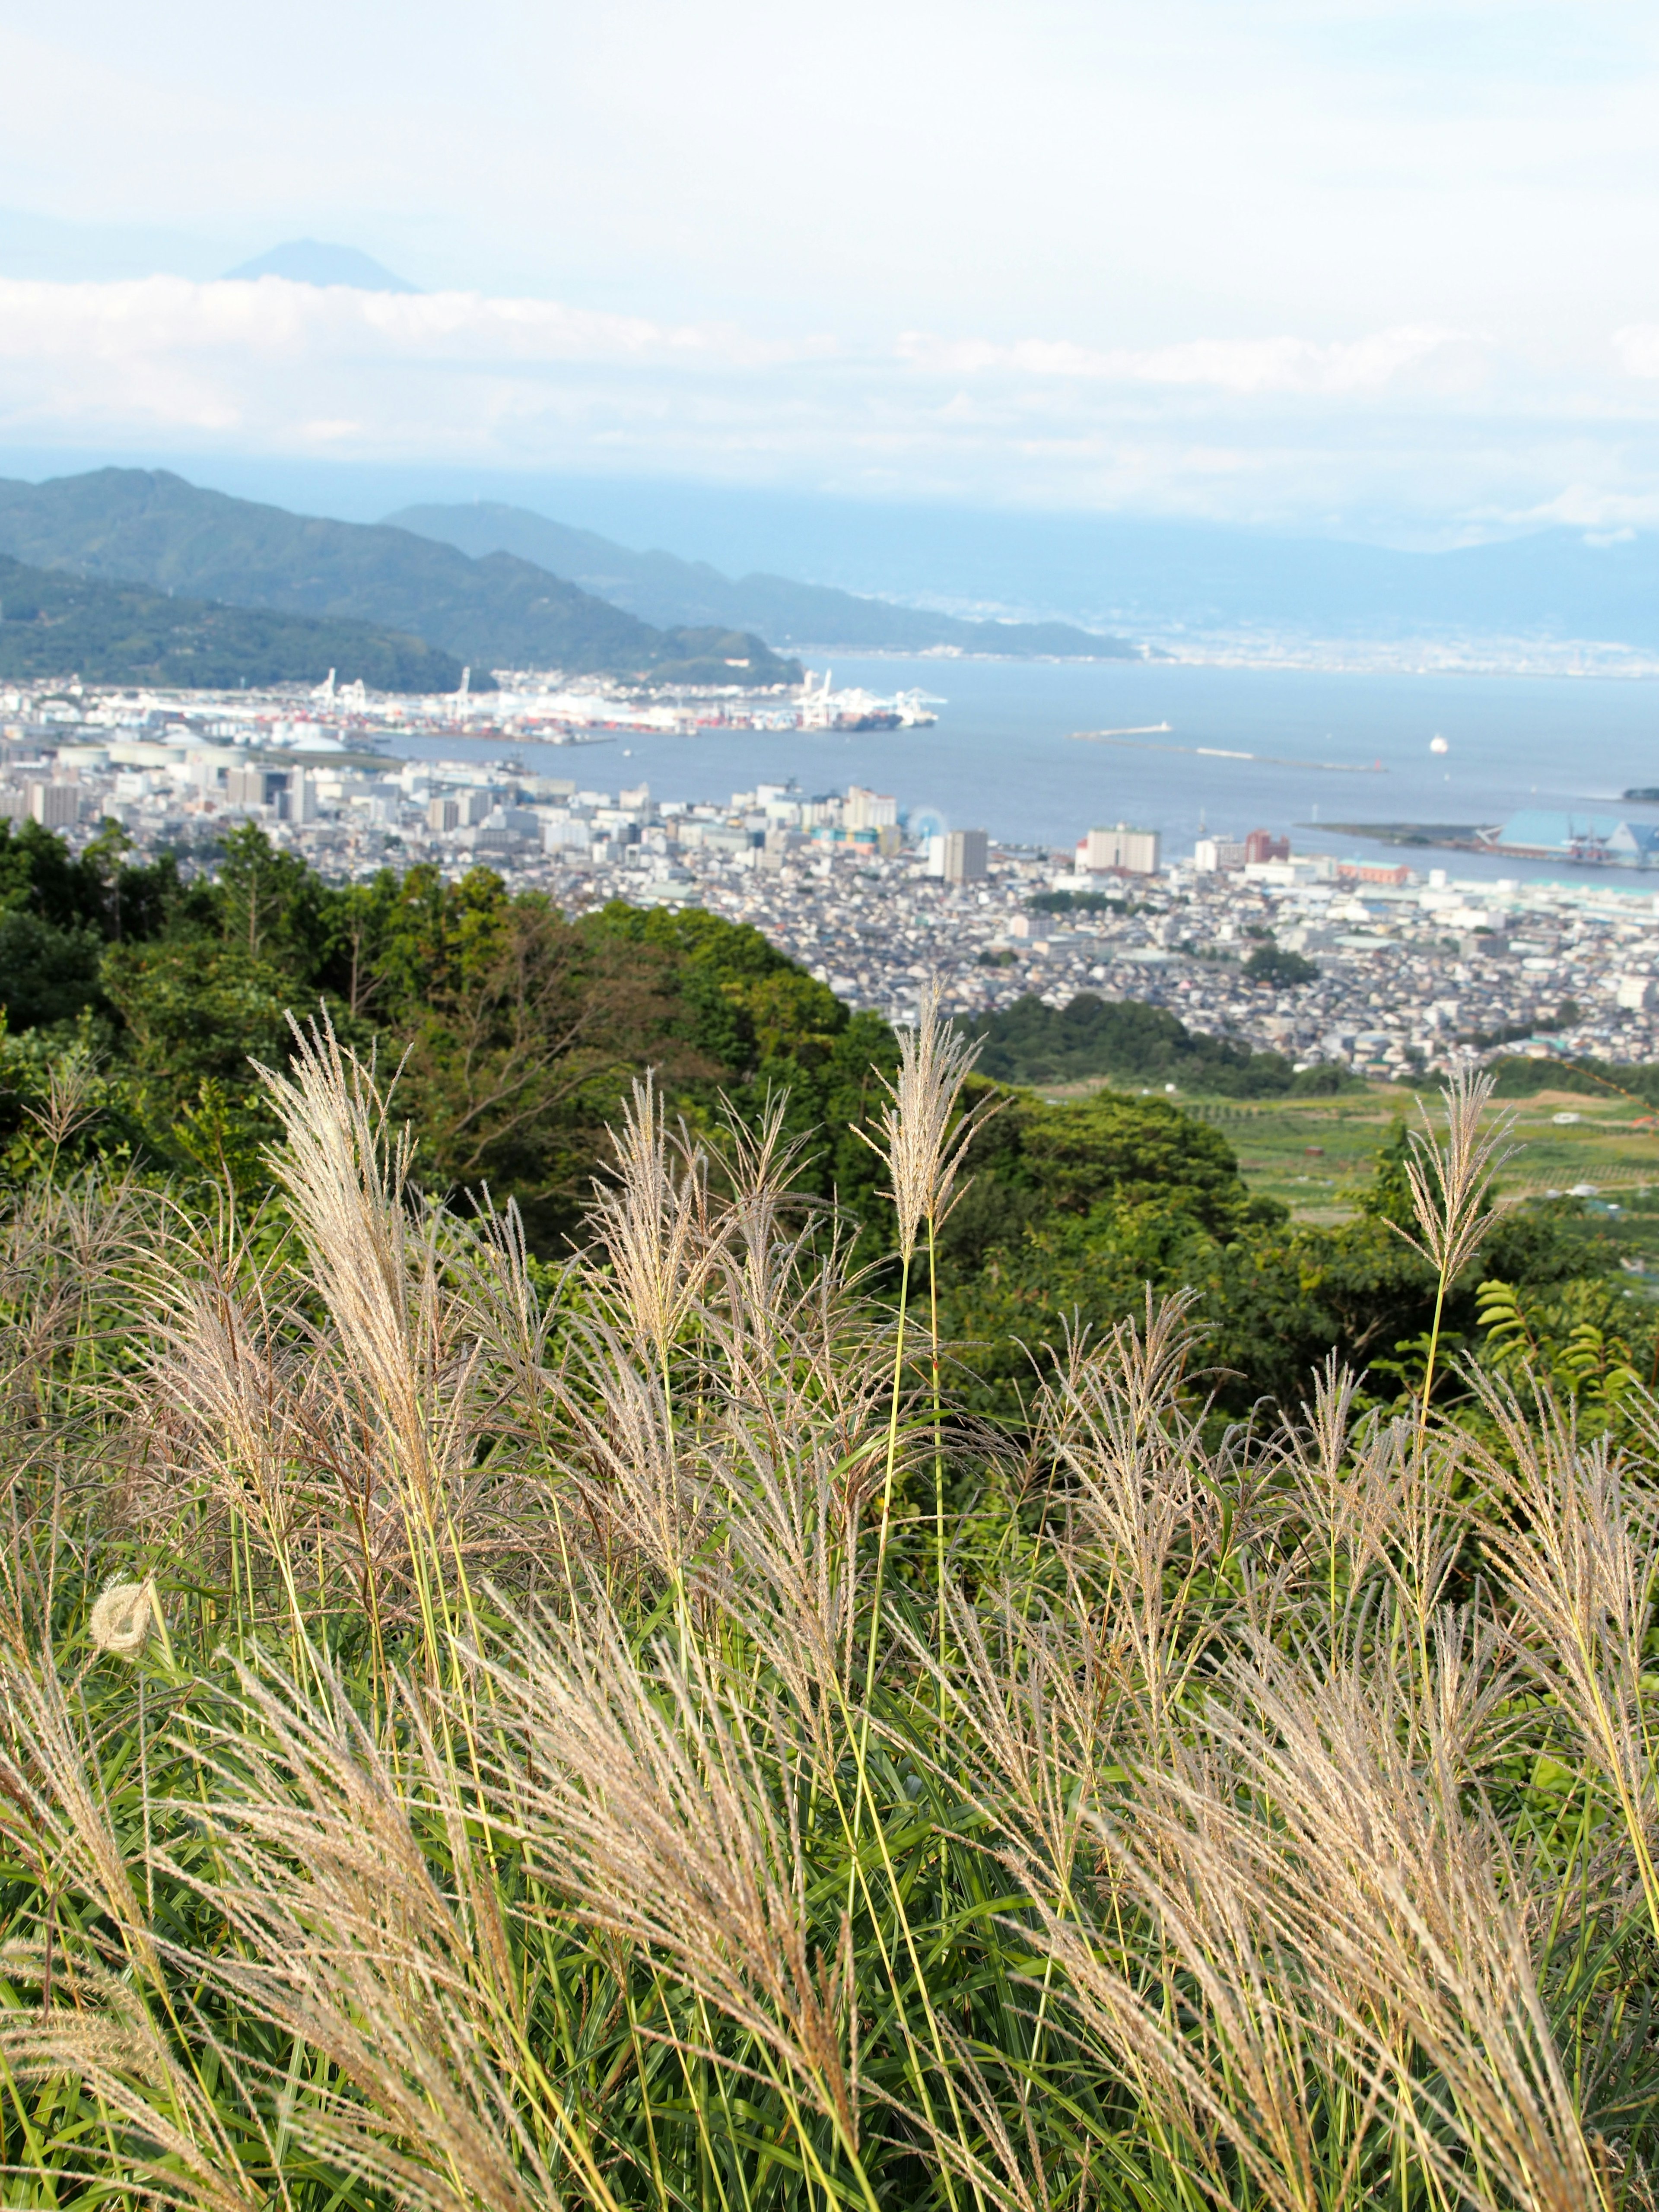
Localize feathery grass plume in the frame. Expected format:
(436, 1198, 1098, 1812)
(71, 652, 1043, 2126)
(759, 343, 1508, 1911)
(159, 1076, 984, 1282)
(853, 977, 996, 1745)
(21, 1043, 102, 1152)
(0, 1648, 163, 1974)
(89, 1578, 154, 1659)
(0, 1942, 273, 2212)
(475, 1601, 873, 2187)
(713, 1087, 813, 1310)
(1038, 1292, 1235, 1744)
(0, 1164, 152, 1464)
(137, 1658, 620, 2212)
(253, 1013, 518, 1669)
(547, 1088, 885, 1644)
(587, 1071, 719, 1366)
(906, 1574, 1113, 1919)
(1393, 1065, 1517, 1432)
(1465, 1368, 1659, 1949)
(1030, 1635, 1608, 2212)
(1216, 1642, 1608, 2212)
(1280, 1359, 1409, 1630)
(1030, 1738, 1344, 2212)
(856, 976, 991, 1267)
(555, 1306, 719, 1591)
(685, 1095, 885, 1681)
(131, 1210, 328, 1635)
(679, 1281, 887, 1722)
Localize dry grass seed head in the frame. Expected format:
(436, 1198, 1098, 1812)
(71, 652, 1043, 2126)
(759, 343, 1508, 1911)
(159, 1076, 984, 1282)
(587, 1072, 720, 1361)
(1395, 1065, 1517, 1283)
(1041, 1640, 1605, 2212)
(477, 1602, 861, 2143)
(160, 1661, 570, 2212)
(253, 1015, 533, 1603)
(855, 976, 994, 1262)
(89, 1578, 153, 1659)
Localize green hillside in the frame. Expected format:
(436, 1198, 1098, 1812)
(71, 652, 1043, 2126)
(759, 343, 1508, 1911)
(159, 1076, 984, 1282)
(960, 992, 1353, 1098)
(0, 470, 801, 686)
(0, 553, 462, 691)
(387, 498, 1142, 658)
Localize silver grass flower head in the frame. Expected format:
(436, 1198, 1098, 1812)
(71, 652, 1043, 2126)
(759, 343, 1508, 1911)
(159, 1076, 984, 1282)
(89, 1579, 153, 1661)
(858, 976, 988, 1263)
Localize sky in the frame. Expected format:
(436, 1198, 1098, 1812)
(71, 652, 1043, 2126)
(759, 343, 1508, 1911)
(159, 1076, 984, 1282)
(2, 0, 1659, 543)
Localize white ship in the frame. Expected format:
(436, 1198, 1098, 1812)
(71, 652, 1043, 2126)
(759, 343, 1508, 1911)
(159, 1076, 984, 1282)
(798, 670, 941, 730)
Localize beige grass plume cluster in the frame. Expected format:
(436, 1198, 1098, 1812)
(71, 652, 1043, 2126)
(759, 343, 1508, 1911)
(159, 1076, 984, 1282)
(0, 1000, 1650, 2209)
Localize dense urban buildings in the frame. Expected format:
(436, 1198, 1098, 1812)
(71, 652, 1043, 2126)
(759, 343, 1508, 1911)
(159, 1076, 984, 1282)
(6, 679, 1658, 1081)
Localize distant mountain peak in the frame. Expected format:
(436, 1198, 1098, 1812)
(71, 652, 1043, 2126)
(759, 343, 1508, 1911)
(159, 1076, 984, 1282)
(222, 239, 418, 293)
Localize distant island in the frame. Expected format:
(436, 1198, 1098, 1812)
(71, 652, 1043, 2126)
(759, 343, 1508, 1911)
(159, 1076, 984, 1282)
(0, 553, 462, 691)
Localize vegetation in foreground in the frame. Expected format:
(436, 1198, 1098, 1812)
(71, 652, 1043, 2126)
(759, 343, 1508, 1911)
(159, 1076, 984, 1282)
(6, 816, 1659, 1429)
(0, 1010, 1655, 2208)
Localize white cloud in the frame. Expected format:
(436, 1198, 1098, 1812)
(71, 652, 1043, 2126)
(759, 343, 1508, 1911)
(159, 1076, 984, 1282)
(894, 325, 1473, 395)
(0, 275, 839, 456)
(0, 272, 1652, 542)
(1613, 325, 1659, 378)
(0, 275, 811, 383)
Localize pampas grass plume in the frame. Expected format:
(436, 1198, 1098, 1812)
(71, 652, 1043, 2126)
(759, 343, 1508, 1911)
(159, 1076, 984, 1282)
(89, 1581, 153, 1661)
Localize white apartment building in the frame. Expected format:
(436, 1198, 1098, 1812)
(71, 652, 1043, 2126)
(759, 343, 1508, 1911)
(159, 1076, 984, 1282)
(1079, 822, 1161, 874)
(1193, 836, 1248, 874)
(845, 785, 898, 831)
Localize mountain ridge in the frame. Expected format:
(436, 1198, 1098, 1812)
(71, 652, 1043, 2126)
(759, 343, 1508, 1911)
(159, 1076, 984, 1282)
(0, 470, 800, 686)
(0, 551, 461, 690)
(222, 240, 419, 292)
(383, 499, 1143, 658)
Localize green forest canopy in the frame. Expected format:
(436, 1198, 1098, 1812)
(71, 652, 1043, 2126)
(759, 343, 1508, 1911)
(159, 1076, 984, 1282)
(0, 470, 801, 685)
(960, 991, 1352, 1096)
(0, 816, 1643, 1424)
(0, 553, 464, 692)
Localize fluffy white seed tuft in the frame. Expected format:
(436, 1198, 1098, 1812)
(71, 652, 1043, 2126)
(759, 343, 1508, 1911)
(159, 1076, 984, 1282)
(89, 1580, 153, 1661)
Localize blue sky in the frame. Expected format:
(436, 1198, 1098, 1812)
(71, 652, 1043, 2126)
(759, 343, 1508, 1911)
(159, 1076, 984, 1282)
(1, 0, 1657, 540)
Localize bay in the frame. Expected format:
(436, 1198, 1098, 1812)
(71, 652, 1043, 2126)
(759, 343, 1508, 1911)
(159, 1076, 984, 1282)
(404, 656, 1659, 890)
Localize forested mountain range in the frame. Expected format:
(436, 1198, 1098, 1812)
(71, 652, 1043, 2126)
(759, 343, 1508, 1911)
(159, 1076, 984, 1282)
(0, 552, 460, 690)
(0, 471, 800, 686)
(386, 498, 1140, 658)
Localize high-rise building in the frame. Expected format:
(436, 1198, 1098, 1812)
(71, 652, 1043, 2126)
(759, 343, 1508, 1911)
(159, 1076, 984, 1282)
(1077, 822, 1160, 874)
(845, 785, 898, 831)
(29, 782, 80, 828)
(427, 795, 461, 833)
(1193, 836, 1247, 873)
(1244, 829, 1290, 865)
(942, 828, 988, 882)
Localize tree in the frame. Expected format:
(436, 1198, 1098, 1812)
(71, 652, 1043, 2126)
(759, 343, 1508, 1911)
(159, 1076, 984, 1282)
(213, 824, 330, 972)
(1244, 943, 1319, 988)
(0, 818, 180, 1032)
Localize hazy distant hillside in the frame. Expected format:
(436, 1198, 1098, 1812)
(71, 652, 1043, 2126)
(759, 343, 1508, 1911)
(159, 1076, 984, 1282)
(385, 499, 1141, 658)
(0, 471, 800, 685)
(0, 553, 460, 690)
(524, 491, 1659, 651)
(389, 481, 1659, 654)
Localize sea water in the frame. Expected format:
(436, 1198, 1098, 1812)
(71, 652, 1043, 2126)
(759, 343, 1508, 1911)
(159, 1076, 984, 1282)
(404, 657, 1659, 891)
